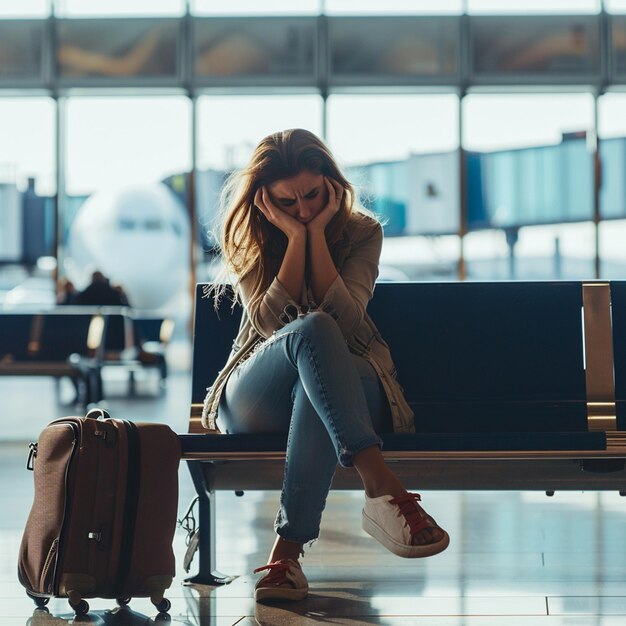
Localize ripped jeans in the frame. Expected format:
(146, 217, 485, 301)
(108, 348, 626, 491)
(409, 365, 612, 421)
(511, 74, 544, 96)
(218, 311, 392, 545)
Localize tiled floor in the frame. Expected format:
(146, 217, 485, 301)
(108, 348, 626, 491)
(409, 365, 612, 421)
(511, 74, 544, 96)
(2, 370, 626, 625)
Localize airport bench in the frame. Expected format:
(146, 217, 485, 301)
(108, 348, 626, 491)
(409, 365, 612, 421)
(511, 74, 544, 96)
(0, 310, 105, 405)
(179, 281, 626, 585)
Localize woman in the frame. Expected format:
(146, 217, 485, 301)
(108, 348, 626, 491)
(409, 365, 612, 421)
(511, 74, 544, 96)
(203, 129, 449, 602)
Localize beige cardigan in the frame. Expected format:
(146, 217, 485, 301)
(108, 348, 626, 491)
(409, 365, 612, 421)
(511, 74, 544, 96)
(201, 214, 415, 433)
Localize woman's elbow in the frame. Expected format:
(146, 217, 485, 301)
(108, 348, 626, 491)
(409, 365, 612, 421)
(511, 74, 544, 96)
(337, 307, 364, 338)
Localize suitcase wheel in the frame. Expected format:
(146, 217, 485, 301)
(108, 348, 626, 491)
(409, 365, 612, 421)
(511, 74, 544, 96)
(154, 597, 171, 613)
(116, 597, 131, 607)
(69, 599, 89, 615)
(26, 592, 49, 609)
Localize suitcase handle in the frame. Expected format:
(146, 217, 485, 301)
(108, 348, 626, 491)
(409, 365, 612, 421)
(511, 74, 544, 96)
(85, 408, 112, 421)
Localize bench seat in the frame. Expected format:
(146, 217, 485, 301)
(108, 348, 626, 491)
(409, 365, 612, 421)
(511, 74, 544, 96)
(180, 280, 626, 585)
(180, 431, 608, 457)
(0, 311, 104, 405)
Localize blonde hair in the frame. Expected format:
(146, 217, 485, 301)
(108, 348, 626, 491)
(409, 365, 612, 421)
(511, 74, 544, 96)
(211, 128, 363, 306)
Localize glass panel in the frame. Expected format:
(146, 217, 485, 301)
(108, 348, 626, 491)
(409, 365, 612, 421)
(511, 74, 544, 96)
(327, 94, 460, 280)
(195, 95, 322, 277)
(65, 96, 191, 193)
(0, 98, 56, 195)
(63, 97, 191, 313)
(327, 94, 459, 164)
(599, 220, 626, 277)
(517, 222, 596, 279)
(192, 0, 319, 15)
(611, 15, 626, 78)
(329, 17, 459, 81)
(57, 18, 179, 79)
(0, 0, 48, 18)
(471, 15, 600, 77)
(467, 223, 596, 280)
(463, 231, 510, 280)
(193, 17, 315, 82)
(468, 0, 600, 13)
(197, 95, 322, 171)
(0, 20, 44, 80)
(599, 93, 626, 219)
(55, 0, 185, 17)
(463, 93, 595, 279)
(607, 0, 626, 12)
(0, 184, 22, 263)
(379, 235, 460, 281)
(463, 94, 595, 151)
(326, 0, 462, 15)
(0, 98, 55, 305)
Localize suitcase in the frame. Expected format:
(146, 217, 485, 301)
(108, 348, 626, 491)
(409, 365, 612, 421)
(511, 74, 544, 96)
(18, 408, 181, 616)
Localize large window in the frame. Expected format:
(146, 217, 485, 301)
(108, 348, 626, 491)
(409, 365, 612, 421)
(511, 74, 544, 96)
(462, 93, 596, 280)
(4, 4, 626, 311)
(326, 94, 460, 280)
(63, 96, 191, 311)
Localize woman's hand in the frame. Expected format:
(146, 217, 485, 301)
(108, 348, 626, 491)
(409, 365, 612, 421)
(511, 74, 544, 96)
(307, 177, 344, 234)
(254, 187, 305, 241)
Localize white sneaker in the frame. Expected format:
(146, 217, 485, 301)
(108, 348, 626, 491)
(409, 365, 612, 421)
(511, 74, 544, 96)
(253, 559, 309, 602)
(362, 492, 450, 558)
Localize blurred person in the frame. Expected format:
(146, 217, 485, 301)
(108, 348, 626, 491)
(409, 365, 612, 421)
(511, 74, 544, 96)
(111, 283, 131, 307)
(57, 278, 79, 305)
(76, 270, 130, 307)
(77, 272, 163, 370)
(203, 129, 449, 603)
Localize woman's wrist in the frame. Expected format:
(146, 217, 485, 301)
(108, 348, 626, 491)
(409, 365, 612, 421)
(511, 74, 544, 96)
(286, 225, 307, 244)
(306, 222, 327, 238)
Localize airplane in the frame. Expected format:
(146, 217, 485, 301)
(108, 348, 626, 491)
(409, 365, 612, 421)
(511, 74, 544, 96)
(65, 182, 192, 316)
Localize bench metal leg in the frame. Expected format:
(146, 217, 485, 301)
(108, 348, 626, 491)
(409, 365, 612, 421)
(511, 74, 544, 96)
(128, 369, 136, 396)
(83, 367, 103, 406)
(159, 356, 167, 382)
(93, 368, 103, 402)
(185, 460, 235, 586)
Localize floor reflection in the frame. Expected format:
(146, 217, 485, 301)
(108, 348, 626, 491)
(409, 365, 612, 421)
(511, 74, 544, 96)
(5, 374, 626, 626)
(25, 606, 183, 626)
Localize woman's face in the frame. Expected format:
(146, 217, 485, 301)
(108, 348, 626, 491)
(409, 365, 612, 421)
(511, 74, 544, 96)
(267, 170, 329, 225)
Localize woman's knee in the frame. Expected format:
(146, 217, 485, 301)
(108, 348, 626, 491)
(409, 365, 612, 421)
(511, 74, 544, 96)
(291, 310, 341, 340)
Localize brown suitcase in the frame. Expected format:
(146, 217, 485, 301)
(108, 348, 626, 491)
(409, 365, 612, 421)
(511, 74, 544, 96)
(18, 408, 181, 616)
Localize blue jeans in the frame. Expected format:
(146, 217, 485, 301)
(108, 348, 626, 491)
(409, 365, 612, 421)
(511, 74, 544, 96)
(218, 311, 392, 544)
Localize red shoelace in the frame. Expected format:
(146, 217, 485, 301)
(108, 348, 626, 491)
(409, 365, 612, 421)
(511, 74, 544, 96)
(388, 492, 435, 537)
(254, 561, 294, 587)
